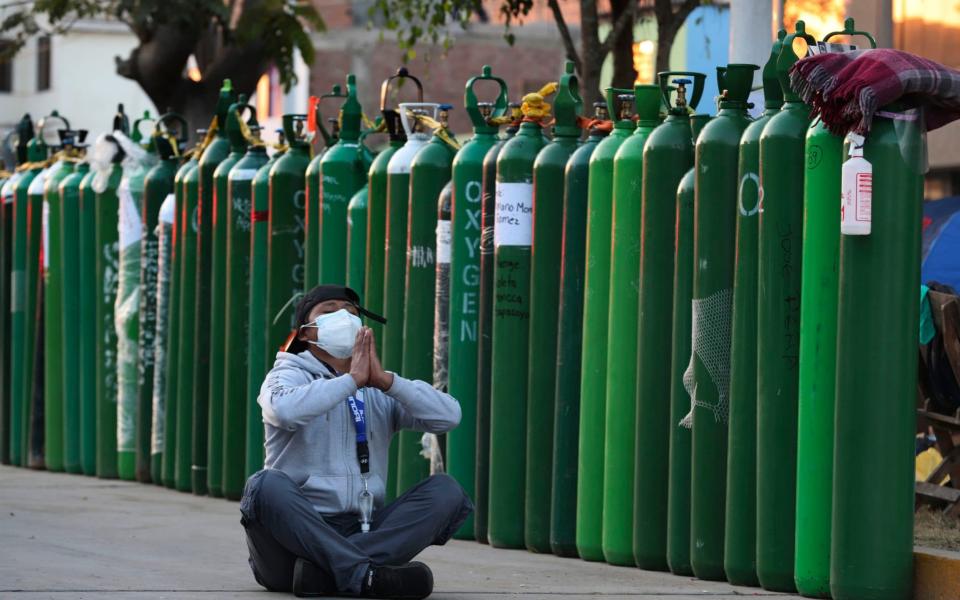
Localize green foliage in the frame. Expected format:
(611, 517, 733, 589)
(236, 0, 325, 89)
(0, 0, 323, 91)
(369, 0, 534, 59)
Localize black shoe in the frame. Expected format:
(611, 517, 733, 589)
(293, 558, 336, 597)
(362, 562, 434, 599)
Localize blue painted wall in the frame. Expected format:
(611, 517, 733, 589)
(683, 5, 730, 116)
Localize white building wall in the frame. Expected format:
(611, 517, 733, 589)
(0, 20, 154, 134)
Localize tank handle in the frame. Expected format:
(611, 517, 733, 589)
(823, 17, 878, 49)
(465, 65, 509, 133)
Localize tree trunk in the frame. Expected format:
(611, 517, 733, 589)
(115, 20, 267, 142)
(654, 0, 701, 75)
(579, 0, 604, 110)
(655, 20, 677, 75)
(610, 0, 637, 91)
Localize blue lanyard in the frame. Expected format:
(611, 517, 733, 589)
(347, 391, 370, 474)
(347, 392, 367, 443)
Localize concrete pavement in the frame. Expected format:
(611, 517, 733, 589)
(0, 465, 790, 599)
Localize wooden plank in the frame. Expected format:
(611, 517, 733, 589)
(916, 481, 960, 503)
(926, 444, 960, 485)
(917, 408, 960, 428)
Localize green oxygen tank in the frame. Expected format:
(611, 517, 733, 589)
(305, 84, 346, 287)
(10, 130, 44, 467)
(140, 114, 185, 484)
(398, 102, 455, 493)
(668, 113, 711, 576)
(0, 168, 18, 467)
(369, 70, 421, 502)
(448, 67, 509, 539)
(476, 112, 518, 543)
(552, 103, 608, 557)
(28, 160, 51, 468)
(1, 118, 30, 466)
(382, 99, 433, 377)
(94, 129, 126, 478)
(3, 115, 32, 466)
(126, 111, 160, 481)
(56, 130, 90, 473)
(223, 126, 269, 499)
(91, 107, 130, 477)
(794, 121, 840, 598)
(603, 85, 665, 565)
(756, 22, 815, 593)
(246, 136, 284, 478)
(40, 117, 76, 472)
(832, 110, 923, 600)
(577, 90, 635, 561)
(610, 81, 675, 568)
(347, 186, 368, 295)
(117, 116, 159, 482)
(689, 65, 756, 581)
(318, 74, 367, 285)
(175, 153, 201, 492)
(725, 32, 784, 588)
(152, 193, 176, 484)
(78, 166, 97, 475)
(0, 168, 7, 455)
(795, 22, 877, 598)
(526, 63, 583, 554)
(2, 160, 22, 466)
(266, 113, 309, 378)
(434, 181, 453, 390)
(9, 118, 39, 467)
(368, 69, 420, 356)
(207, 95, 250, 496)
(192, 80, 237, 496)
(0, 170, 11, 466)
(149, 164, 178, 487)
(634, 76, 705, 570)
(488, 74, 558, 549)
(164, 144, 199, 488)
(383, 95, 434, 497)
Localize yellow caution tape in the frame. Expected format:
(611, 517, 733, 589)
(521, 81, 558, 120)
(405, 110, 461, 151)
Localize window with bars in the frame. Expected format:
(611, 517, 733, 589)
(37, 35, 51, 92)
(0, 40, 13, 93)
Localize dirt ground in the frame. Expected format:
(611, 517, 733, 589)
(915, 506, 960, 551)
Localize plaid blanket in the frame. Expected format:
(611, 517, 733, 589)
(789, 48, 960, 135)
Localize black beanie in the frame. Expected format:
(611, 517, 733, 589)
(282, 285, 386, 354)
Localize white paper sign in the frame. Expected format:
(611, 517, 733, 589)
(158, 193, 176, 225)
(42, 200, 50, 270)
(230, 168, 260, 182)
(436, 219, 452, 264)
(494, 182, 533, 248)
(118, 181, 142, 250)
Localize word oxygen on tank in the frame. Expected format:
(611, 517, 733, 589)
(456, 178, 483, 344)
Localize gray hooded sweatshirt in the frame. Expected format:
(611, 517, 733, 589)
(257, 350, 461, 515)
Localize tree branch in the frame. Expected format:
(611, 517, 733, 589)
(599, 0, 637, 55)
(672, 0, 701, 35)
(114, 22, 200, 105)
(655, 0, 700, 39)
(202, 39, 268, 97)
(546, 0, 581, 71)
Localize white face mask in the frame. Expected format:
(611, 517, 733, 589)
(301, 308, 362, 359)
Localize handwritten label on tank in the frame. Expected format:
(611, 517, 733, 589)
(494, 182, 533, 248)
(494, 258, 529, 320)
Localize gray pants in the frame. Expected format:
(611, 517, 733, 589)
(240, 469, 473, 595)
